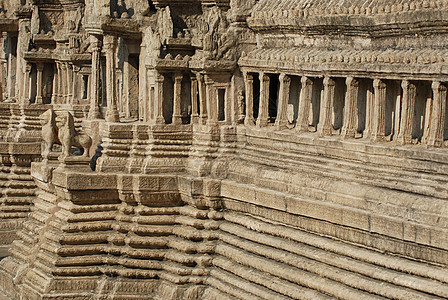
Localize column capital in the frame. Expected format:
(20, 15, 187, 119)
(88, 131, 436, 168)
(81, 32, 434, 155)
(155, 74, 164, 83)
(24, 63, 32, 73)
(323, 76, 335, 86)
(432, 80, 446, 92)
(346, 76, 358, 87)
(103, 35, 117, 52)
(244, 72, 254, 82)
(373, 78, 386, 89)
(90, 35, 102, 49)
(261, 73, 270, 83)
(36, 62, 44, 72)
(279, 73, 291, 84)
(174, 72, 183, 82)
(301, 76, 312, 86)
(401, 79, 410, 89)
(204, 74, 214, 85)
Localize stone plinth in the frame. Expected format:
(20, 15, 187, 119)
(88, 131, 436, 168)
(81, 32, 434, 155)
(0, 141, 41, 258)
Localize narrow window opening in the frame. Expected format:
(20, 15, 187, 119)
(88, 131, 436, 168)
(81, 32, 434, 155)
(218, 88, 226, 121)
(385, 80, 401, 139)
(82, 75, 88, 99)
(310, 77, 323, 129)
(289, 76, 301, 123)
(268, 74, 279, 123)
(150, 86, 155, 120)
(413, 81, 431, 142)
(252, 73, 260, 119)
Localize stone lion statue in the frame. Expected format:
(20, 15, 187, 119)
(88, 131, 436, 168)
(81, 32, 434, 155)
(40, 109, 92, 160)
(40, 108, 59, 159)
(55, 111, 92, 160)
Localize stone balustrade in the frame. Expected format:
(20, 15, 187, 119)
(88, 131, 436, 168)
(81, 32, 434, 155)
(242, 70, 448, 147)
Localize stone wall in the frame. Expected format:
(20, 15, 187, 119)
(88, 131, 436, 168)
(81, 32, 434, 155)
(1, 0, 448, 299)
(1, 122, 448, 298)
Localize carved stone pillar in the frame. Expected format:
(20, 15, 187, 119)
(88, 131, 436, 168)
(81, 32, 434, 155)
(427, 81, 447, 147)
(191, 75, 199, 124)
(364, 85, 375, 138)
(205, 75, 216, 125)
(318, 76, 335, 137)
(72, 66, 80, 105)
(155, 73, 165, 124)
(341, 77, 359, 138)
(21, 63, 31, 105)
(51, 62, 58, 103)
(173, 72, 183, 124)
(88, 35, 101, 119)
(372, 79, 387, 141)
(296, 76, 313, 132)
(397, 80, 416, 144)
(197, 73, 207, 125)
(66, 63, 73, 104)
(139, 41, 146, 121)
(57, 62, 63, 103)
(35, 63, 44, 104)
(0, 32, 6, 102)
(16, 19, 31, 103)
(244, 72, 254, 126)
(6, 35, 16, 101)
(60, 63, 67, 103)
(104, 35, 119, 122)
(275, 73, 291, 130)
(256, 73, 270, 127)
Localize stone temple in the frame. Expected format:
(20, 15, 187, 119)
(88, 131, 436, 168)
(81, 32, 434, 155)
(0, 0, 447, 299)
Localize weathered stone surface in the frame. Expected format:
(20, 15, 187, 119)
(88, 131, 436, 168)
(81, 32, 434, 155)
(0, 0, 448, 299)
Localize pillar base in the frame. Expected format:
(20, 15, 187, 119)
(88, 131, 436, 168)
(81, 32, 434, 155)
(244, 117, 255, 127)
(172, 115, 182, 125)
(87, 108, 101, 120)
(105, 110, 120, 123)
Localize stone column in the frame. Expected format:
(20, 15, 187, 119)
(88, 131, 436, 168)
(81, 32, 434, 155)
(51, 62, 58, 103)
(155, 73, 165, 124)
(296, 76, 313, 132)
(256, 73, 270, 127)
(104, 35, 119, 122)
(6, 35, 16, 101)
(0, 32, 6, 102)
(139, 41, 146, 121)
(205, 75, 216, 125)
(60, 63, 67, 103)
(397, 80, 416, 145)
(88, 35, 101, 119)
(196, 73, 207, 125)
(372, 79, 387, 141)
(57, 62, 63, 103)
(275, 73, 291, 130)
(173, 72, 183, 124)
(244, 72, 254, 126)
(363, 86, 375, 138)
(21, 63, 31, 105)
(191, 75, 199, 124)
(35, 63, 44, 104)
(66, 63, 73, 104)
(318, 76, 335, 137)
(341, 77, 359, 138)
(72, 66, 80, 104)
(427, 81, 447, 147)
(15, 19, 31, 103)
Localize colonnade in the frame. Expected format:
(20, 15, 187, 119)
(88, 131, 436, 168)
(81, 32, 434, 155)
(243, 72, 448, 146)
(146, 71, 230, 126)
